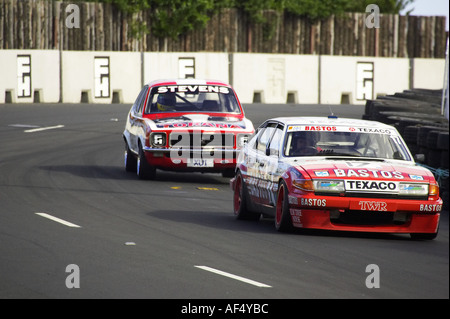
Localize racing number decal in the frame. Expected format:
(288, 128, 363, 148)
(94, 57, 110, 98)
(179, 57, 195, 79)
(356, 62, 374, 101)
(17, 55, 32, 98)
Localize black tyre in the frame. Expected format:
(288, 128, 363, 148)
(275, 180, 294, 232)
(137, 145, 156, 180)
(440, 151, 449, 169)
(437, 131, 449, 150)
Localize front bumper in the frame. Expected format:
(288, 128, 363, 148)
(287, 194, 442, 234)
(142, 146, 237, 171)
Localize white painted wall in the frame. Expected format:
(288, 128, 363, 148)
(320, 56, 411, 105)
(412, 58, 447, 89)
(0, 49, 445, 105)
(61, 51, 141, 103)
(231, 53, 319, 104)
(0, 50, 60, 103)
(143, 52, 229, 85)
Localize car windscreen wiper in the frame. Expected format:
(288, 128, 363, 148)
(317, 150, 362, 157)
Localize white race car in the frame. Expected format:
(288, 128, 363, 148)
(231, 116, 442, 239)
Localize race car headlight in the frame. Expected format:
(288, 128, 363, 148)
(313, 180, 345, 193)
(293, 179, 314, 192)
(291, 169, 314, 191)
(237, 134, 251, 147)
(150, 132, 166, 147)
(429, 184, 439, 196)
(398, 183, 429, 196)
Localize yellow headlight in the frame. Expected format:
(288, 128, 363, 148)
(429, 184, 439, 196)
(293, 179, 314, 191)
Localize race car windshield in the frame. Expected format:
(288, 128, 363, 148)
(284, 130, 411, 161)
(145, 85, 241, 114)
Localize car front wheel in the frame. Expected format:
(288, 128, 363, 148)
(137, 145, 156, 180)
(275, 180, 294, 232)
(124, 142, 137, 172)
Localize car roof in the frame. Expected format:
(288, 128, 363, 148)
(268, 116, 395, 129)
(146, 78, 231, 87)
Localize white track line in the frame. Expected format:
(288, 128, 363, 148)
(35, 212, 81, 228)
(9, 124, 40, 128)
(195, 265, 271, 288)
(24, 125, 65, 133)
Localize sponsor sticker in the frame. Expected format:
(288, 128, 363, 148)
(345, 180, 399, 193)
(314, 171, 329, 177)
(300, 198, 327, 207)
(155, 122, 245, 129)
(287, 125, 394, 135)
(334, 168, 404, 179)
(157, 85, 229, 94)
(358, 201, 387, 211)
(419, 204, 442, 212)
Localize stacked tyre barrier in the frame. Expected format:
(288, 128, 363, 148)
(363, 89, 449, 209)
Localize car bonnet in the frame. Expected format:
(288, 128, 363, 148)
(292, 159, 435, 183)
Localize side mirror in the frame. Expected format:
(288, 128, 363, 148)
(266, 147, 279, 157)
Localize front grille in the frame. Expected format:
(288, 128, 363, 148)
(169, 132, 235, 148)
(315, 192, 427, 200)
(331, 211, 408, 226)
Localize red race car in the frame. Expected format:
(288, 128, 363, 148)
(231, 116, 442, 239)
(123, 79, 254, 179)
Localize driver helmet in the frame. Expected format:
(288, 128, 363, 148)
(156, 93, 176, 111)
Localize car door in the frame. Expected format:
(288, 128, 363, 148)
(257, 122, 284, 207)
(254, 122, 278, 207)
(265, 123, 285, 207)
(243, 124, 267, 206)
(128, 86, 149, 152)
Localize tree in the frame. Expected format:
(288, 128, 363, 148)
(81, 0, 416, 39)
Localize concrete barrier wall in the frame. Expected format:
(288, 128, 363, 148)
(231, 53, 319, 104)
(143, 52, 229, 85)
(0, 49, 445, 105)
(0, 50, 60, 103)
(319, 56, 411, 105)
(412, 58, 447, 89)
(61, 51, 141, 104)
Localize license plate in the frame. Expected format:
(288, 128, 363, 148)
(187, 158, 214, 168)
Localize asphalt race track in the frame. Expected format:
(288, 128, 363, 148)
(0, 103, 448, 300)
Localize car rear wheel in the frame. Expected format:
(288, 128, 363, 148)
(233, 171, 259, 220)
(137, 145, 156, 180)
(275, 180, 294, 232)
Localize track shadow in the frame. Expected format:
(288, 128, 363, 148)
(148, 209, 414, 240)
(39, 164, 230, 184)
